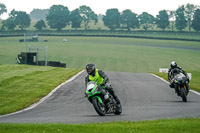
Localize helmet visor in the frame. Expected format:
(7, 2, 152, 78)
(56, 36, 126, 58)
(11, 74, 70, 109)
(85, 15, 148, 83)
(86, 63, 95, 74)
(87, 67, 93, 74)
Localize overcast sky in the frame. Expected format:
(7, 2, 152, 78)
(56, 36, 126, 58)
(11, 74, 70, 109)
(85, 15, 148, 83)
(1, 0, 199, 19)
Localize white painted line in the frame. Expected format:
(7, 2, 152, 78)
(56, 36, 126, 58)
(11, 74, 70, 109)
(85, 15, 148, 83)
(151, 73, 170, 84)
(0, 70, 85, 118)
(151, 73, 200, 96)
(190, 90, 200, 96)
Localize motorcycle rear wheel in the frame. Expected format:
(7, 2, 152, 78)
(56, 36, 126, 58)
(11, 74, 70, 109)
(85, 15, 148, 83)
(92, 98, 106, 116)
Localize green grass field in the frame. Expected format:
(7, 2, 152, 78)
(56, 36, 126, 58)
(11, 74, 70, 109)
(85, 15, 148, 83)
(0, 118, 200, 133)
(1, 36, 200, 72)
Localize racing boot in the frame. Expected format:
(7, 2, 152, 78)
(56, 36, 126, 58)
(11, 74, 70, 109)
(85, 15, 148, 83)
(175, 86, 180, 96)
(113, 95, 121, 104)
(105, 85, 121, 109)
(106, 87, 121, 104)
(169, 82, 174, 88)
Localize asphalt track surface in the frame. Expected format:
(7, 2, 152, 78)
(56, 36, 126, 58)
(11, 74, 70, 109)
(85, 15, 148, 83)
(0, 71, 200, 123)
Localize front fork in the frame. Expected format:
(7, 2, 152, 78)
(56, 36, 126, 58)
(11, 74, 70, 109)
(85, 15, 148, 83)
(93, 96, 103, 103)
(175, 84, 189, 95)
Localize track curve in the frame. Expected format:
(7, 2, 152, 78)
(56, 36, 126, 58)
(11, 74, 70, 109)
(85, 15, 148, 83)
(0, 71, 200, 123)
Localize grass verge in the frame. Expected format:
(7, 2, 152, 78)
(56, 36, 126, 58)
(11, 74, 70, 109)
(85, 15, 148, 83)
(0, 64, 80, 115)
(0, 118, 200, 133)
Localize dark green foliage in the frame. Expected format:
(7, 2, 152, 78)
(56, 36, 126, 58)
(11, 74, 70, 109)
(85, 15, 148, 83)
(0, 3, 7, 16)
(103, 8, 120, 30)
(175, 6, 187, 31)
(30, 9, 49, 20)
(138, 12, 155, 31)
(79, 5, 98, 30)
(70, 9, 82, 30)
(46, 5, 70, 31)
(156, 10, 169, 30)
(2, 10, 30, 31)
(2, 17, 16, 31)
(34, 20, 46, 30)
(120, 9, 139, 31)
(192, 9, 200, 32)
(14, 11, 31, 30)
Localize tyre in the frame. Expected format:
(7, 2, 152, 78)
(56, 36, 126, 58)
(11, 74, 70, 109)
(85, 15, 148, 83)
(180, 87, 187, 102)
(114, 103, 122, 115)
(92, 98, 106, 116)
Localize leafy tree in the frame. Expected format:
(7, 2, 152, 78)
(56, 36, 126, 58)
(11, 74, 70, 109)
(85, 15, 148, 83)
(120, 9, 139, 31)
(46, 5, 70, 31)
(2, 10, 16, 31)
(175, 6, 187, 31)
(0, 3, 7, 17)
(168, 10, 176, 31)
(2, 10, 30, 31)
(70, 9, 82, 30)
(34, 20, 46, 30)
(191, 9, 200, 32)
(14, 11, 31, 30)
(138, 12, 155, 31)
(156, 10, 169, 30)
(2, 17, 16, 31)
(30, 9, 49, 20)
(185, 3, 197, 32)
(103, 8, 120, 30)
(79, 5, 98, 30)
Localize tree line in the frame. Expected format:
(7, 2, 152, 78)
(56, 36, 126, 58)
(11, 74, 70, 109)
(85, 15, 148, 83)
(0, 3, 200, 32)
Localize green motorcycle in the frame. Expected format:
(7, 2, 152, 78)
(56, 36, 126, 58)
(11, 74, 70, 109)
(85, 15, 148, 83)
(85, 81, 122, 116)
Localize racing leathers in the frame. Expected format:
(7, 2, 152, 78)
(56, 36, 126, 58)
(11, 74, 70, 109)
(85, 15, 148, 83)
(168, 67, 189, 94)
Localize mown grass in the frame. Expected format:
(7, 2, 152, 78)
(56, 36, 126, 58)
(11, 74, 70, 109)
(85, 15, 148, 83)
(0, 118, 200, 133)
(0, 64, 80, 115)
(0, 36, 200, 72)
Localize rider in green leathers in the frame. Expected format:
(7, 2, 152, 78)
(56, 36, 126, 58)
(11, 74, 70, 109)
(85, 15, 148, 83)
(85, 63, 121, 105)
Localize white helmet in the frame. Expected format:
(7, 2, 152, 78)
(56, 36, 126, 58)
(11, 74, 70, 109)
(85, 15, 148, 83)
(170, 61, 177, 69)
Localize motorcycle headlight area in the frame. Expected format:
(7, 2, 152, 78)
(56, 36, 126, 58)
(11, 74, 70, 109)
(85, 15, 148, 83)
(86, 84, 98, 93)
(88, 88, 93, 92)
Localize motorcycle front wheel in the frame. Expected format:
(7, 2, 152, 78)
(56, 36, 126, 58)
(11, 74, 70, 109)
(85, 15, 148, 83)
(180, 87, 187, 102)
(92, 98, 106, 116)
